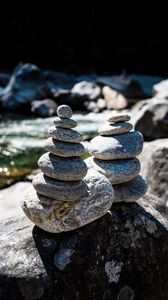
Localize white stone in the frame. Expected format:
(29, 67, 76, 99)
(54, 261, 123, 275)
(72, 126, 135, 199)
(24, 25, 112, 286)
(21, 170, 114, 233)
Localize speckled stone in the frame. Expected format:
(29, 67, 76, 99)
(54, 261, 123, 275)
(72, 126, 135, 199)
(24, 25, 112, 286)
(38, 152, 87, 181)
(98, 122, 133, 136)
(48, 126, 83, 143)
(86, 157, 140, 184)
(21, 169, 114, 233)
(33, 172, 87, 201)
(57, 105, 73, 119)
(54, 117, 77, 129)
(89, 131, 143, 160)
(108, 114, 130, 123)
(44, 138, 85, 157)
(113, 175, 148, 202)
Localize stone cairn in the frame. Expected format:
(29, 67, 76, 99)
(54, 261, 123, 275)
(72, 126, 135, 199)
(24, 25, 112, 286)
(21, 105, 113, 233)
(86, 114, 148, 202)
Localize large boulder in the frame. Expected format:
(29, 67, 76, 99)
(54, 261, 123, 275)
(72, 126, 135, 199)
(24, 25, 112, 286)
(71, 81, 101, 101)
(31, 99, 58, 117)
(0, 64, 50, 112)
(131, 98, 168, 140)
(139, 139, 168, 206)
(0, 196, 168, 300)
(68, 81, 101, 110)
(153, 79, 168, 99)
(102, 86, 128, 110)
(0, 181, 31, 221)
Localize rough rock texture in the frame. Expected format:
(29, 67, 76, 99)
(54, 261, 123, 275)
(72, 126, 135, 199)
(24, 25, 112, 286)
(48, 126, 83, 143)
(1, 194, 168, 299)
(0, 182, 31, 220)
(89, 131, 143, 160)
(21, 170, 114, 232)
(44, 138, 85, 157)
(113, 175, 148, 202)
(86, 157, 141, 185)
(98, 122, 133, 136)
(33, 173, 87, 201)
(38, 153, 87, 181)
(139, 139, 168, 205)
(131, 98, 168, 140)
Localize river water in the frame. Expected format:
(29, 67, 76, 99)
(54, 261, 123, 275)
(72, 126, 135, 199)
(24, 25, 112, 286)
(0, 111, 111, 188)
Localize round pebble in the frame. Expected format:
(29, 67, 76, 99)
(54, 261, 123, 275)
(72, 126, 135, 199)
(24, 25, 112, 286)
(86, 157, 140, 184)
(113, 175, 148, 202)
(38, 152, 87, 181)
(98, 122, 133, 136)
(44, 137, 85, 157)
(54, 117, 77, 129)
(108, 114, 130, 123)
(57, 105, 73, 119)
(48, 126, 83, 143)
(89, 131, 143, 160)
(33, 173, 88, 201)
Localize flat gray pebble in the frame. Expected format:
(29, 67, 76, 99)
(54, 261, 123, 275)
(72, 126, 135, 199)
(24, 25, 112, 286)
(44, 138, 85, 157)
(98, 122, 133, 136)
(86, 156, 141, 184)
(38, 152, 87, 181)
(89, 131, 143, 160)
(108, 114, 130, 123)
(54, 117, 77, 129)
(113, 175, 148, 202)
(48, 126, 83, 143)
(33, 172, 88, 201)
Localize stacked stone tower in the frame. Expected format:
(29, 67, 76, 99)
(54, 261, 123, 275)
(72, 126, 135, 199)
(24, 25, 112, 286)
(21, 105, 114, 232)
(34, 104, 88, 201)
(86, 114, 148, 202)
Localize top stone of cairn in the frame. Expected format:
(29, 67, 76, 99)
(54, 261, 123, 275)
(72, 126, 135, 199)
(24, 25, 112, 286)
(57, 104, 73, 119)
(108, 114, 130, 123)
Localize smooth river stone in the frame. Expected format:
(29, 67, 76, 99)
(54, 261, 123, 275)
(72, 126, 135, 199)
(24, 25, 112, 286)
(89, 131, 143, 160)
(48, 126, 83, 143)
(108, 114, 130, 123)
(33, 173, 87, 201)
(98, 122, 133, 136)
(113, 175, 148, 202)
(44, 137, 85, 157)
(54, 117, 77, 129)
(57, 104, 73, 119)
(86, 157, 140, 184)
(21, 169, 114, 233)
(38, 152, 87, 181)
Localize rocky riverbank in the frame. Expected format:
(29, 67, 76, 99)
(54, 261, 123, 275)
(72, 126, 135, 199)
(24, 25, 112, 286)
(0, 63, 168, 217)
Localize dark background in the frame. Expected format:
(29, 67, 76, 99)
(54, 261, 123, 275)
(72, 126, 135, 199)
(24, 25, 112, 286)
(1, 1, 168, 75)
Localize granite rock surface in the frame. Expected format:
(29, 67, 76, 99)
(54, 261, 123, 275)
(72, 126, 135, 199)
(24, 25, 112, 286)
(22, 169, 114, 233)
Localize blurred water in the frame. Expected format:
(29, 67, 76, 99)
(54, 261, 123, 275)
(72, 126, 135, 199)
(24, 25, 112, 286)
(0, 111, 111, 188)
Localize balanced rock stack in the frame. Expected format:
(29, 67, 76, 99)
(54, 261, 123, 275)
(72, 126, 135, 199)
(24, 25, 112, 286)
(21, 105, 114, 233)
(86, 114, 148, 202)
